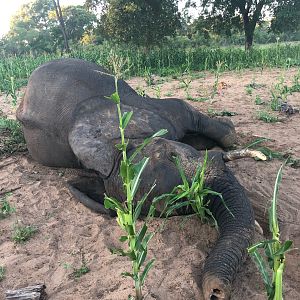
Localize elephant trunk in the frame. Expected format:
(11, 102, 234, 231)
(201, 167, 255, 299)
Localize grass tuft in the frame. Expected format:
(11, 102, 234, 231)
(0, 193, 16, 219)
(0, 117, 26, 156)
(12, 223, 38, 244)
(0, 266, 5, 282)
(257, 111, 279, 123)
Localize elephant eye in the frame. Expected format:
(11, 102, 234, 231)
(168, 152, 178, 163)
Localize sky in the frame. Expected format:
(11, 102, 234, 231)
(0, 0, 86, 37)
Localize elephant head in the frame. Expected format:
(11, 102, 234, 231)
(17, 58, 255, 299)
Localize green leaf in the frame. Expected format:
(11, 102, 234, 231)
(119, 236, 128, 242)
(115, 143, 125, 151)
(174, 156, 189, 188)
(248, 240, 277, 253)
(121, 111, 133, 129)
(134, 183, 156, 221)
(136, 223, 147, 250)
(110, 248, 136, 260)
(250, 251, 273, 293)
(137, 247, 147, 269)
(106, 92, 120, 104)
(245, 137, 272, 149)
(141, 259, 155, 285)
(131, 157, 149, 198)
(121, 272, 134, 278)
(129, 129, 168, 162)
(120, 161, 127, 180)
(110, 247, 127, 256)
(104, 196, 124, 212)
(165, 200, 191, 217)
(270, 163, 284, 237)
(141, 232, 154, 249)
(152, 128, 168, 138)
(273, 240, 293, 256)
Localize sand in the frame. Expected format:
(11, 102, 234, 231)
(0, 67, 299, 300)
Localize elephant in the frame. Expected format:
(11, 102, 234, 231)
(16, 58, 255, 300)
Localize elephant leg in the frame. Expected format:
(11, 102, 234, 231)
(179, 133, 218, 150)
(67, 176, 116, 216)
(181, 103, 237, 148)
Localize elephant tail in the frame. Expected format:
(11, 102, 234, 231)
(201, 166, 255, 300)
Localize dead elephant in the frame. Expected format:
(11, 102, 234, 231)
(17, 58, 255, 300)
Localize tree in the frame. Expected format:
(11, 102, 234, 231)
(271, 0, 300, 34)
(4, 0, 55, 54)
(49, 6, 97, 47)
(96, 0, 181, 48)
(1, 0, 97, 54)
(202, 0, 275, 50)
(187, 0, 275, 50)
(192, 14, 243, 39)
(52, 0, 70, 52)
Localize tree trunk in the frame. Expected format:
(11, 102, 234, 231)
(245, 29, 254, 50)
(52, 0, 70, 53)
(242, 13, 254, 50)
(241, 1, 265, 51)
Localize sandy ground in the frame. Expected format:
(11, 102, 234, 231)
(0, 67, 300, 300)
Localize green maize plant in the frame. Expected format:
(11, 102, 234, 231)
(154, 151, 231, 229)
(248, 164, 293, 300)
(103, 63, 167, 299)
(1, 43, 300, 95)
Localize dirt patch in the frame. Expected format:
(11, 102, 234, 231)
(0, 68, 300, 299)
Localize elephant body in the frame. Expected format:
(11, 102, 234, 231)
(17, 58, 254, 300)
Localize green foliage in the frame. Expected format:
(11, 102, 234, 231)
(248, 164, 293, 299)
(64, 250, 90, 279)
(99, 0, 180, 47)
(152, 151, 231, 231)
(0, 0, 97, 54)
(179, 74, 192, 99)
(0, 266, 5, 282)
(212, 60, 224, 97)
(0, 193, 16, 219)
(246, 138, 300, 168)
(0, 117, 26, 156)
(12, 223, 38, 244)
(5, 77, 18, 106)
(71, 265, 90, 279)
(271, 0, 300, 34)
(104, 63, 167, 299)
(268, 73, 300, 111)
(246, 86, 253, 95)
(195, 0, 274, 48)
(170, 152, 229, 228)
(1, 42, 300, 94)
(255, 95, 265, 105)
(207, 109, 238, 117)
(257, 111, 279, 123)
(270, 76, 289, 111)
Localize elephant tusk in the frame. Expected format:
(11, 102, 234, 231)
(255, 220, 264, 235)
(223, 149, 267, 162)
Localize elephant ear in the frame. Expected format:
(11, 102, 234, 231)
(68, 115, 119, 178)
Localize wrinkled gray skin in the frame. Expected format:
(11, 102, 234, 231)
(17, 58, 254, 300)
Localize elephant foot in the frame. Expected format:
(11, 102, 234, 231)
(202, 274, 231, 300)
(67, 177, 116, 216)
(217, 118, 237, 149)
